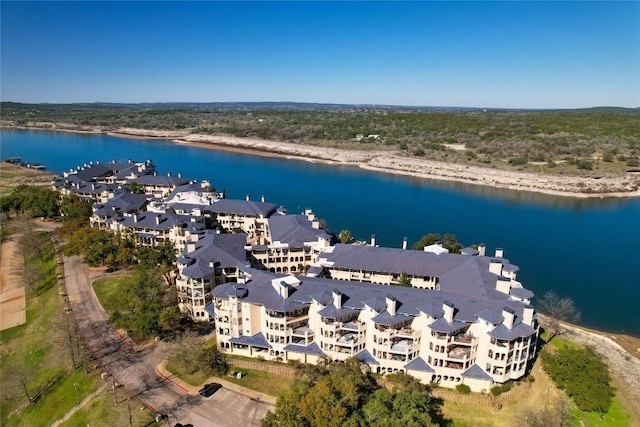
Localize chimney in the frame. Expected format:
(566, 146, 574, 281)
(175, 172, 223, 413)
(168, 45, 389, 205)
(502, 307, 515, 329)
(489, 259, 503, 276)
(305, 209, 315, 221)
(133, 213, 139, 223)
(246, 194, 250, 201)
(208, 259, 215, 268)
(370, 234, 376, 247)
(495, 248, 504, 258)
(186, 243, 196, 253)
(332, 289, 343, 309)
(155, 216, 160, 225)
(178, 172, 182, 178)
(312, 219, 320, 229)
(167, 172, 172, 177)
(386, 295, 397, 315)
(261, 195, 265, 203)
(154, 171, 157, 176)
(443, 301, 455, 322)
(523, 306, 534, 326)
(478, 243, 486, 256)
(496, 276, 511, 294)
(402, 237, 407, 250)
(216, 228, 221, 235)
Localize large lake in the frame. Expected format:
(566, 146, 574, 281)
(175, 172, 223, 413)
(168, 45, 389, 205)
(2, 129, 639, 336)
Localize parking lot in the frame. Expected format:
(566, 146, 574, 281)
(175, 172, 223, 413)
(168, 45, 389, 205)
(175, 387, 274, 426)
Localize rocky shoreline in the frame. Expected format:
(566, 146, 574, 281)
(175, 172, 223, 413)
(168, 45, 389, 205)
(4, 124, 640, 198)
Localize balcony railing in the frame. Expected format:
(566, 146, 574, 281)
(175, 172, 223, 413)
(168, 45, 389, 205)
(452, 334, 473, 344)
(446, 346, 471, 360)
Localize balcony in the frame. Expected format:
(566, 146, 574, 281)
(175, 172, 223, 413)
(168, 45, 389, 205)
(452, 334, 473, 345)
(390, 339, 413, 353)
(396, 328, 417, 338)
(291, 326, 315, 339)
(336, 333, 359, 345)
(446, 346, 471, 360)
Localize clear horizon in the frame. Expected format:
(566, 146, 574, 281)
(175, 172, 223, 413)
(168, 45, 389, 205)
(1, 1, 639, 109)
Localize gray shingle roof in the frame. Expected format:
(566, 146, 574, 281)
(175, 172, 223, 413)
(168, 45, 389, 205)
(319, 244, 517, 300)
(119, 212, 191, 231)
(428, 317, 468, 333)
(489, 322, 536, 340)
(230, 333, 270, 348)
(93, 192, 149, 216)
(284, 342, 324, 356)
(131, 174, 190, 187)
(510, 288, 534, 299)
(371, 311, 411, 326)
(462, 364, 493, 380)
(180, 232, 249, 279)
(206, 199, 277, 217)
(268, 215, 330, 247)
(356, 349, 379, 365)
(404, 357, 435, 372)
(212, 270, 535, 336)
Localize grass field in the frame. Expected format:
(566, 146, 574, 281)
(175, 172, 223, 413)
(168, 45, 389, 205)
(60, 388, 156, 427)
(0, 232, 103, 426)
(0, 163, 55, 197)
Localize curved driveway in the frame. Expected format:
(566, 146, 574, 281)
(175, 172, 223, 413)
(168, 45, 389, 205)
(63, 255, 273, 426)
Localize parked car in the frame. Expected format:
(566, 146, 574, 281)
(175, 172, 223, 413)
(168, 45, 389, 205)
(199, 382, 222, 397)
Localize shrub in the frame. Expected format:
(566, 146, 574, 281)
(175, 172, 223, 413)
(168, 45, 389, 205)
(509, 156, 528, 166)
(490, 386, 503, 396)
(413, 148, 426, 157)
(541, 345, 614, 412)
(627, 158, 639, 167)
(578, 160, 593, 170)
(456, 384, 471, 394)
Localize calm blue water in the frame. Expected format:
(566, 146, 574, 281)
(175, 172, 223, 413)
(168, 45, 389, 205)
(2, 129, 639, 336)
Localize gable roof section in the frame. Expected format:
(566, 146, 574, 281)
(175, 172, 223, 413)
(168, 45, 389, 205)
(462, 364, 493, 380)
(268, 214, 330, 247)
(405, 357, 435, 372)
(206, 199, 277, 217)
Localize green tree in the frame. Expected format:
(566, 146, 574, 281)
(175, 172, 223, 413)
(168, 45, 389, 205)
(441, 234, 463, 254)
(412, 233, 441, 250)
(128, 182, 145, 194)
(60, 194, 92, 221)
(339, 229, 353, 244)
(263, 359, 445, 427)
(541, 346, 614, 412)
(397, 272, 412, 287)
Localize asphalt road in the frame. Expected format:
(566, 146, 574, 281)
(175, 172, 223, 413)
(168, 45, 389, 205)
(63, 255, 273, 426)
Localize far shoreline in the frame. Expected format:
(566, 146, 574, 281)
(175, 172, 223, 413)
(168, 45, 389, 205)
(3, 124, 640, 199)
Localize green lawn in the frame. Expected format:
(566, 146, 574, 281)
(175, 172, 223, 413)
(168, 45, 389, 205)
(572, 397, 631, 427)
(223, 368, 295, 397)
(92, 275, 131, 313)
(60, 388, 158, 427)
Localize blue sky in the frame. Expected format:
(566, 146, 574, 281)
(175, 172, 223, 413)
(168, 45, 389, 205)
(1, 1, 638, 108)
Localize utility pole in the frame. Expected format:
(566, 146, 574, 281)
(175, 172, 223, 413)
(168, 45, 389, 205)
(73, 382, 79, 406)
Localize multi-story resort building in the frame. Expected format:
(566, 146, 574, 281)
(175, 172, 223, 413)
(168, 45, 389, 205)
(210, 245, 536, 392)
(54, 159, 539, 393)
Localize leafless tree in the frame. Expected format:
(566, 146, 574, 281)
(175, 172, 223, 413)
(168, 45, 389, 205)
(518, 396, 571, 427)
(538, 291, 581, 342)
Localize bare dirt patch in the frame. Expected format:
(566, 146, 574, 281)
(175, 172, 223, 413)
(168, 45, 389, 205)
(0, 236, 25, 330)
